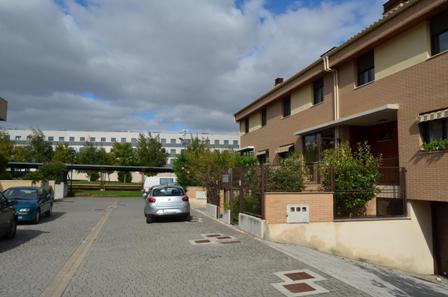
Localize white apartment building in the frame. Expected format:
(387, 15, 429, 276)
(6, 129, 240, 165)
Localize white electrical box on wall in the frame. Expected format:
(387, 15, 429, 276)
(286, 204, 310, 223)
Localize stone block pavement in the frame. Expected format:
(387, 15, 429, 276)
(0, 197, 447, 297)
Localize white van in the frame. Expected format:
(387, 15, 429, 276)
(143, 176, 177, 193)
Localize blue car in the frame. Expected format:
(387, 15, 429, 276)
(3, 187, 53, 224)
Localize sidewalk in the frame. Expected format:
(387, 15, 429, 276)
(263, 241, 448, 297)
(193, 206, 448, 297)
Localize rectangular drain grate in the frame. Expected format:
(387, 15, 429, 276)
(194, 239, 211, 244)
(284, 272, 314, 281)
(283, 283, 315, 293)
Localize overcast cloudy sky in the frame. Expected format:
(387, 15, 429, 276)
(0, 0, 384, 133)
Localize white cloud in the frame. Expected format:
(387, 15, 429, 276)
(0, 0, 383, 132)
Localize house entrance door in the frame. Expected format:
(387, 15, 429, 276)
(433, 202, 448, 277)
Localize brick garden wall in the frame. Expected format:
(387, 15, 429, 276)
(264, 192, 333, 224)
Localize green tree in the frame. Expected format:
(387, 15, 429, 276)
(53, 143, 76, 163)
(135, 133, 167, 167)
(77, 142, 101, 181)
(110, 142, 135, 165)
(27, 129, 54, 162)
(321, 142, 382, 217)
(0, 131, 14, 157)
(40, 161, 67, 183)
(110, 143, 134, 183)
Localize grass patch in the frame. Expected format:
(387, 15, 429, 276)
(71, 189, 142, 197)
(70, 180, 141, 186)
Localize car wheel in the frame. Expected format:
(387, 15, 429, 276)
(146, 216, 153, 224)
(33, 209, 40, 224)
(184, 214, 191, 221)
(5, 218, 17, 239)
(46, 205, 53, 217)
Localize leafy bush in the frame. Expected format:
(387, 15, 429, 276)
(40, 161, 66, 183)
(321, 142, 381, 217)
(89, 171, 100, 182)
(266, 155, 305, 192)
(421, 139, 448, 152)
(118, 171, 132, 183)
(23, 171, 47, 184)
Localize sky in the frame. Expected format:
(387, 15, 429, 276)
(0, 0, 384, 133)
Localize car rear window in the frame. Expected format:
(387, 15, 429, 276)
(152, 187, 184, 197)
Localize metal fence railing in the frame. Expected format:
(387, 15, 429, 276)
(218, 164, 407, 223)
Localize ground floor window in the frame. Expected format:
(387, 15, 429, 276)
(303, 129, 335, 163)
(421, 118, 448, 143)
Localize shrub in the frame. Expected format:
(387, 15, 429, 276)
(40, 161, 66, 184)
(23, 171, 47, 184)
(118, 171, 132, 183)
(88, 171, 100, 182)
(421, 139, 448, 152)
(266, 155, 305, 192)
(321, 142, 381, 217)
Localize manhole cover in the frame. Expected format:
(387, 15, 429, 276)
(283, 283, 315, 293)
(284, 272, 314, 281)
(194, 240, 211, 244)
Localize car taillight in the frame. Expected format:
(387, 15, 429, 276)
(147, 197, 156, 203)
(182, 196, 189, 202)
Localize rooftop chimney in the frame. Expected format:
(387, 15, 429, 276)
(383, 0, 407, 15)
(275, 77, 284, 86)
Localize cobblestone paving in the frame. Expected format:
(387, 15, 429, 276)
(4, 197, 438, 297)
(0, 198, 119, 297)
(63, 198, 368, 297)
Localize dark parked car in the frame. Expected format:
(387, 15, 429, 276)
(3, 187, 53, 224)
(0, 192, 16, 239)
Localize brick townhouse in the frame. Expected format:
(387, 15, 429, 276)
(234, 0, 448, 275)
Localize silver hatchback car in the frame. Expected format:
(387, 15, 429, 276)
(144, 185, 190, 224)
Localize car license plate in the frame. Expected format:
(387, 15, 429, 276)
(18, 216, 23, 220)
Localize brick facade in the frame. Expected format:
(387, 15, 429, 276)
(264, 192, 333, 224)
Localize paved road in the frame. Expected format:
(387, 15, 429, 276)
(0, 197, 446, 297)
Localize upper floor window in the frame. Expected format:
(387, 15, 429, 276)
(244, 118, 249, 133)
(101, 137, 106, 142)
(313, 79, 324, 104)
(233, 140, 238, 145)
(282, 96, 291, 117)
(170, 149, 176, 155)
(80, 137, 85, 142)
(15, 136, 21, 140)
(214, 139, 220, 145)
(121, 137, 126, 143)
(58, 137, 64, 142)
(161, 138, 166, 144)
(69, 137, 75, 142)
(170, 138, 176, 144)
(261, 107, 267, 126)
(48, 136, 54, 141)
(357, 51, 375, 86)
(131, 138, 137, 143)
(90, 137, 96, 142)
(431, 10, 448, 56)
(224, 140, 229, 145)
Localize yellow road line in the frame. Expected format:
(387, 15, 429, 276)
(40, 201, 118, 297)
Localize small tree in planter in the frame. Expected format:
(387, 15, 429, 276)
(321, 142, 381, 217)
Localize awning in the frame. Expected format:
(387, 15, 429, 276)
(418, 108, 448, 122)
(275, 144, 294, 154)
(236, 146, 254, 152)
(256, 150, 268, 156)
(294, 104, 399, 136)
